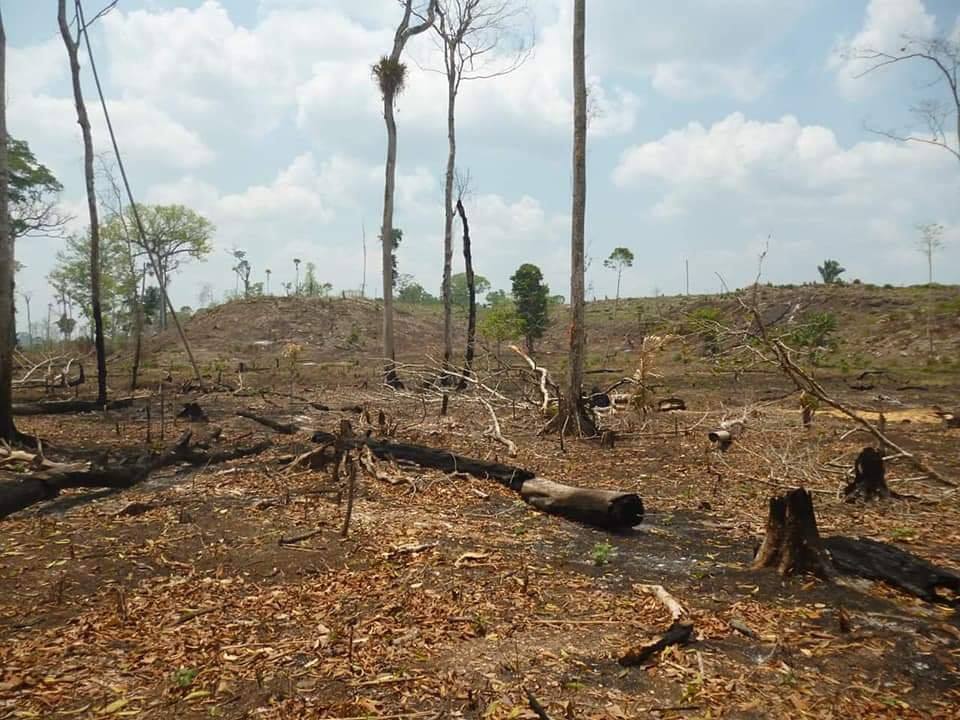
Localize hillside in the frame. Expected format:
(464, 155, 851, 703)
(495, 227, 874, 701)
(147, 284, 960, 382)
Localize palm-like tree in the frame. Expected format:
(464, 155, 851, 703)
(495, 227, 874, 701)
(293, 258, 301, 294)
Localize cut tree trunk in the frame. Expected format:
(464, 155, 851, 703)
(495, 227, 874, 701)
(824, 536, 960, 605)
(311, 430, 643, 530)
(0, 431, 271, 519)
(752, 487, 833, 578)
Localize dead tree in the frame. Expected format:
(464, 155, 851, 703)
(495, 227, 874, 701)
(550, 0, 595, 437)
(846, 34, 959, 164)
(456, 194, 477, 386)
(373, 0, 437, 387)
(58, 0, 108, 406)
(434, 0, 531, 376)
(752, 487, 834, 578)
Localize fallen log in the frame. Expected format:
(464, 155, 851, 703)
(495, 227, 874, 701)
(0, 431, 271, 520)
(310, 430, 643, 530)
(824, 536, 960, 605)
(12, 396, 137, 416)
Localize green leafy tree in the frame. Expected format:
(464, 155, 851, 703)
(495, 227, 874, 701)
(120, 204, 214, 327)
(302, 262, 332, 297)
(396, 274, 436, 303)
(48, 231, 135, 338)
(478, 302, 523, 358)
(486, 289, 509, 306)
(603, 247, 633, 311)
(451, 272, 490, 308)
(511, 263, 549, 353)
(9, 136, 65, 241)
(142, 286, 162, 325)
(817, 259, 845, 284)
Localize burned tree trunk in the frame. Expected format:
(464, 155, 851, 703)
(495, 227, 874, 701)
(12, 396, 135, 416)
(456, 198, 477, 388)
(843, 447, 892, 502)
(752, 487, 833, 577)
(311, 430, 643, 530)
(824, 536, 960, 605)
(0, 431, 270, 519)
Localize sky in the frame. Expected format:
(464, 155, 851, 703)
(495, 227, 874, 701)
(7, 0, 960, 324)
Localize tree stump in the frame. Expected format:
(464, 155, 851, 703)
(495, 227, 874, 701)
(753, 488, 833, 578)
(600, 430, 616, 449)
(843, 447, 890, 502)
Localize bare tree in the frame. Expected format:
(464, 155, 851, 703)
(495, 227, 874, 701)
(848, 33, 959, 163)
(918, 222, 945, 356)
(433, 0, 531, 377)
(0, 5, 15, 441)
(59, 0, 108, 405)
(373, 0, 438, 386)
(561, 0, 594, 436)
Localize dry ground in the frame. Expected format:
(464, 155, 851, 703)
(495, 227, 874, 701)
(2, 288, 959, 719)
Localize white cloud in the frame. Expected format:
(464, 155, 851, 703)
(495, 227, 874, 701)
(651, 62, 781, 102)
(612, 112, 960, 286)
(829, 0, 938, 98)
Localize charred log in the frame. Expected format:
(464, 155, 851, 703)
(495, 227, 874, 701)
(12, 396, 136, 416)
(0, 431, 271, 519)
(824, 536, 960, 605)
(618, 621, 694, 666)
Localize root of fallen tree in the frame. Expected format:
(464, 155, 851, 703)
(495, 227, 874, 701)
(309, 429, 643, 530)
(0, 431, 271, 520)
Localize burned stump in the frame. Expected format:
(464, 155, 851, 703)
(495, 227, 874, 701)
(753, 487, 833, 578)
(843, 447, 891, 502)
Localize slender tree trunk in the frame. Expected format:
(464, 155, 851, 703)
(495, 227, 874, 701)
(564, 0, 594, 436)
(614, 267, 621, 316)
(59, 0, 107, 405)
(381, 90, 401, 386)
(24, 299, 31, 348)
(457, 199, 476, 387)
(0, 7, 15, 441)
(442, 69, 457, 377)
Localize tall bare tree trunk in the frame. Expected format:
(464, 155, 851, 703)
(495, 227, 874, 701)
(377, 0, 437, 387)
(442, 72, 456, 377)
(59, 0, 108, 405)
(0, 7, 15, 441)
(381, 90, 401, 386)
(565, 0, 594, 436)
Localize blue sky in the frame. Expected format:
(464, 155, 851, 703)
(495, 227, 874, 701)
(7, 0, 960, 322)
